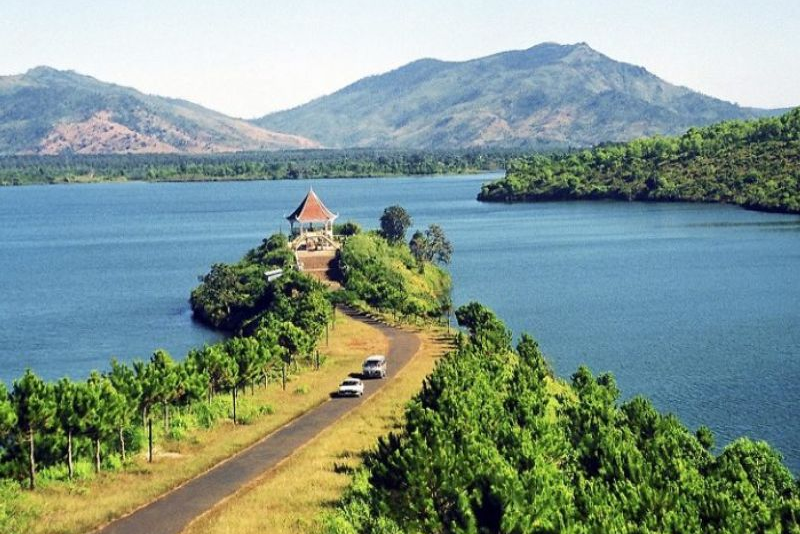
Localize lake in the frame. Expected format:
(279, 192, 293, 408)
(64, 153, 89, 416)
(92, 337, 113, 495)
(1, 174, 798, 472)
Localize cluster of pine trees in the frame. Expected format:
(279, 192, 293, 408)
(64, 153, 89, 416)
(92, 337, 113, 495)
(325, 302, 800, 533)
(0, 233, 332, 494)
(479, 107, 800, 214)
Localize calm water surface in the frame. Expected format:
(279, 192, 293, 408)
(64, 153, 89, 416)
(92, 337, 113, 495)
(1, 175, 798, 471)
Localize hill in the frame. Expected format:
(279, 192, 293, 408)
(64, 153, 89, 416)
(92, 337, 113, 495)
(478, 107, 800, 213)
(254, 42, 779, 149)
(0, 67, 318, 155)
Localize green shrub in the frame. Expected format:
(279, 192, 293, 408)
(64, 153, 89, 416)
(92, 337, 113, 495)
(167, 415, 190, 440)
(0, 479, 33, 534)
(294, 384, 311, 395)
(234, 398, 257, 425)
(124, 426, 146, 454)
(192, 397, 229, 429)
(72, 459, 94, 480)
(102, 453, 123, 472)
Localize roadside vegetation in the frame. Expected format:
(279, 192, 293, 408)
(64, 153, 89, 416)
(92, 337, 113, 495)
(479, 107, 800, 214)
(0, 149, 514, 186)
(325, 302, 800, 533)
(183, 325, 450, 534)
(20, 311, 380, 534)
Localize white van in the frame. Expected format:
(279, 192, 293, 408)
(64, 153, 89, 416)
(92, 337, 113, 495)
(362, 355, 387, 379)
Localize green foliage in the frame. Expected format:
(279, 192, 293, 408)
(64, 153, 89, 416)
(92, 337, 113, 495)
(191, 397, 229, 429)
(10, 369, 56, 489)
(0, 383, 17, 436)
(408, 224, 453, 266)
(379, 205, 413, 243)
(232, 398, 263, 426)
(334, 220, 363, 236)
(0, 479, 33, 534)
(328, 304, 800, 533)
(337, 232, 451, 321)
(190, 234, 330, 336)
(0, 149, 512, 186)
(479, 107, 800, 214)
(167, 415, 190, 441)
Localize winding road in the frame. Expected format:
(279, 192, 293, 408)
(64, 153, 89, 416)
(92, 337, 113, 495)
(94, 308, 420, 534)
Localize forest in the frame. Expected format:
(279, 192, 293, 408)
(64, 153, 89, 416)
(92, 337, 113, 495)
(0, 148, 514, 186)
(478, 107, 800, 214)
(325, 302, 800, 533)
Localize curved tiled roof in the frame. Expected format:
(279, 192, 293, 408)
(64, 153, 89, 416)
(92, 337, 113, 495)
(287, 188, 338, 223)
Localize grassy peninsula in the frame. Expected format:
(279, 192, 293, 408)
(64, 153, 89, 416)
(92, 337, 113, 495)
(479, 107, 800, 214)
(0, 233, 335, 533)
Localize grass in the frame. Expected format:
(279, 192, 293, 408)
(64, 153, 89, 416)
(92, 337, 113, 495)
(181, 325, 452, 534)
(22, 311, 387, 534)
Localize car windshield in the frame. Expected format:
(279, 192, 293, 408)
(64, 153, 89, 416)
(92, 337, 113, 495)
(342, 380, 359, 386)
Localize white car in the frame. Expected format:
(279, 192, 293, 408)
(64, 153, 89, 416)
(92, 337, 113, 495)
(362, 355, 387, 378)
(338, 378, 365, 397)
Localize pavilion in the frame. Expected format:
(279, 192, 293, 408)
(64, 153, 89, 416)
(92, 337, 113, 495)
(286, 188, 339, 251)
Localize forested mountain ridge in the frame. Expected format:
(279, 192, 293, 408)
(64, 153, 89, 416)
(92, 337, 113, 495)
(0, 67, 318, 155)
(478, 106, 800, 213)
(255, 42, 778, 149)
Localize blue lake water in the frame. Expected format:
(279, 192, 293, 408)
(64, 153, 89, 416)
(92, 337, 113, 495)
(1, 174, 798, 472)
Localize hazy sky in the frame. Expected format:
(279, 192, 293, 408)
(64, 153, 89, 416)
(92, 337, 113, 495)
(2, 0, 798, 118)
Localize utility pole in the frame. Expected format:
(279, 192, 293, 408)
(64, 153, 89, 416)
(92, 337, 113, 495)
(148, 418, 153, 463)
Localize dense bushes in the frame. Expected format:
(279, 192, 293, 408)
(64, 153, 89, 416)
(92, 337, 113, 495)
(326, 302, 800, 533)
(336, 232, 451, 321)
(479, 107, 800, 214)
(190, 233, 295, 331)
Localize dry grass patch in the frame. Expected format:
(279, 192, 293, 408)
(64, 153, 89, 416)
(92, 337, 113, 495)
(23, 311, 386, 534)
(181, 327, 452, 534)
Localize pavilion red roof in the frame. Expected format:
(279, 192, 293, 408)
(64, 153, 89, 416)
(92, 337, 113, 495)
(286, 188, 338, 223)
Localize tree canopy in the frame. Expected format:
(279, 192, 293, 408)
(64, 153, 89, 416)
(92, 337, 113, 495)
(379, 205, 413, 243)
(325, 303, 800, 534)
(479, 107, 800, 214)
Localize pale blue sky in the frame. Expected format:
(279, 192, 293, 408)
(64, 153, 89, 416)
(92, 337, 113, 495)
(2, 0, 798, 118)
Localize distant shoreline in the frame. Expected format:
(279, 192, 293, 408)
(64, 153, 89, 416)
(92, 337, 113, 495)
(0, 168, 503, 187)
(0, 149, 516, 187)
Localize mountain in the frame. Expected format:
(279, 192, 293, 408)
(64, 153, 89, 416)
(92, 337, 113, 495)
(254, 42, 780, 149)
(0, 67, 318, 155)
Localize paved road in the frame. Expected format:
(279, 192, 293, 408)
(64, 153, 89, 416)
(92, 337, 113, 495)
(94, 308, 420, 534)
